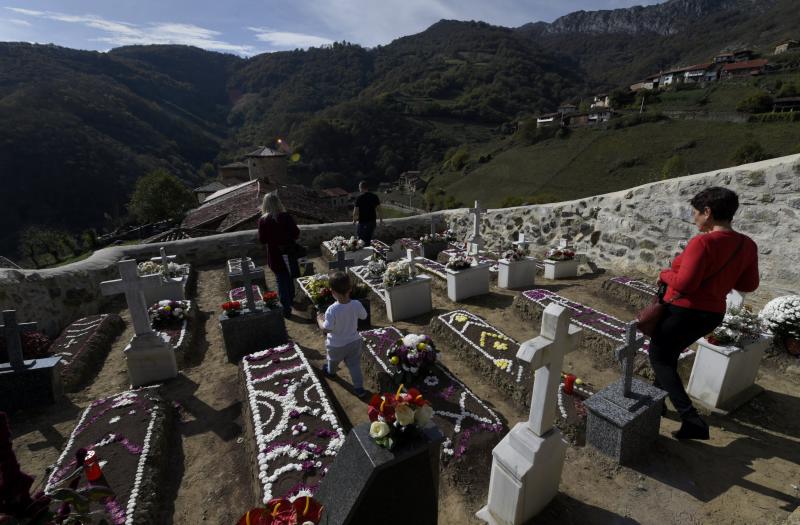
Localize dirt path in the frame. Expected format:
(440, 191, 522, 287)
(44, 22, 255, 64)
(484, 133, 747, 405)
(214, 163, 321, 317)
(9, 259, 800, 525)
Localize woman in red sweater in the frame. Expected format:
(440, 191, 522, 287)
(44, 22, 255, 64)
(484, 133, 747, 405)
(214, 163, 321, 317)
(654, 187, 759, 440)
(257, 191, 300, 319)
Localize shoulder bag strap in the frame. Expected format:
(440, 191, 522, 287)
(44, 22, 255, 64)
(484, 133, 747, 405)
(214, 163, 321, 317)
(667, 233, 744, 303)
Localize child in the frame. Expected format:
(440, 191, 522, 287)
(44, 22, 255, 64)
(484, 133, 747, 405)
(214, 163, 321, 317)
(316, 271, 368, 398)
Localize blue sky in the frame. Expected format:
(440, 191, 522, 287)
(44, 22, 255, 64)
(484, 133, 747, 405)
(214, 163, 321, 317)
(0, 1, 661, 56)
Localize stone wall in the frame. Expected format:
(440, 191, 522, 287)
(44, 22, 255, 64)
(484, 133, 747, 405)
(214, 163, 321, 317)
(3, 154, 799, 335)
(443, 154, 800, 305)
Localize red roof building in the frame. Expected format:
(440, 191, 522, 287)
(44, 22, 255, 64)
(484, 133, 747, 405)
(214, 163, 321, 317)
(721, 59, 768, 78)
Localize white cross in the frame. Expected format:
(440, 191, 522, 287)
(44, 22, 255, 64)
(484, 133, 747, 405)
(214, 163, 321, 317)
(329, 250, 355, 271)
(151, 247, 177, 271)
(468, 201, 485, 254)
(513, 232, 532, 252)
(726, 290, 744, 311)
(1, 310, 38, 369)
(100, 260, 164, 336)
(238, 257, 265, 312)
(558, 237, 574, 250)
(516, 303, 582, 436)
(616, 322, 646, 398)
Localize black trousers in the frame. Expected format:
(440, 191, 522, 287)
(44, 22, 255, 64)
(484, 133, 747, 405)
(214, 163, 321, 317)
(648, 304, 724, 419)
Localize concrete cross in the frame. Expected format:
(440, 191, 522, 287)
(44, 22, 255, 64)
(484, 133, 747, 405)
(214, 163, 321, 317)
(0, 310, 38, 369)
(100, 260, 163, 336)
(238, 257, 264, 312)
(406, 249, 415, 263)
(150, 246, 177, 270)
(328, 250, 355, 271)
(615, 322, 646, 398)
(430, 215, 443, 236)
(513, 232, 532, 252)
(516, 303, 582, 436)
(558, 237, 574, 250)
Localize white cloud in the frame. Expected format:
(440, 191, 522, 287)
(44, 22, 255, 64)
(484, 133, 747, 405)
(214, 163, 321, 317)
(5, 17, 31, 26)
(4, 6, 256, 55)
(247, 27, 333, 49)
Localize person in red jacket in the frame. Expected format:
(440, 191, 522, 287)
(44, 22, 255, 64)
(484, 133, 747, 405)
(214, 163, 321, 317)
(257, 191, 301, 319)
(654, 186, 759, 440)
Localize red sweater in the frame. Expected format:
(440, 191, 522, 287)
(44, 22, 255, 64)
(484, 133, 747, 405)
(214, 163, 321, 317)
(257, 213, 300, 273)
(660, 230, 759, 313)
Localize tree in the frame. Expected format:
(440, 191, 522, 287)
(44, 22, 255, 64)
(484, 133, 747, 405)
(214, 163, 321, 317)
(732, 140, 767, 165)
(17, 226, 74, 267)
(736, 93, 773, 114)
(128, 169, 195, 224)
(661, 155, 688, 180)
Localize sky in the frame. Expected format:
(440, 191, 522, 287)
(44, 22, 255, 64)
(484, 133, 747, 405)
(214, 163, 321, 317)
(0, 1, 662, 56)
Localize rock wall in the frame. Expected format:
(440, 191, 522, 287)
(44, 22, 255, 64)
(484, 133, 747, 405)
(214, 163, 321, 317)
(2, 154, 799, 335)
(444, 154, 800, 305)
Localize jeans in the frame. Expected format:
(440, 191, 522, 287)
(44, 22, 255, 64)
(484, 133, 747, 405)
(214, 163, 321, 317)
(648, 304, 724, 420)
(326, 339, 364, 389)
(274, 271, 295, 315)
(357, 221, 376, 245)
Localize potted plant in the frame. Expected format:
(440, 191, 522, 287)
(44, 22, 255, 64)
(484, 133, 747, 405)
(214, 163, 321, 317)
(261, 291, 281, 310)
(542, 247, 578, 280)
(497, 246, 537, 289)
(381, 260, 433, 322)
(367, 386, 434, 450)
(759, 295, 800, 356)
(445, 254, 491, 301)
(687, 306, 771, 412)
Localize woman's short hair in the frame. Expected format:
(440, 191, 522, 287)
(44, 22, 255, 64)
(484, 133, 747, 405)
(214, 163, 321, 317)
(261, 191, 286, 217)
(329, 271, 352, 295)
(690, 187, 739, 222)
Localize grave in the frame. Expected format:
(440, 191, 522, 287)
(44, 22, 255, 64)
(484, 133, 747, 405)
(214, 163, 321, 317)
(100, 260, 178, 387)
(419, 215, 449, 259)
(467, 200, 486, 255)
(513, 289, 694, 377)
(44, 387, 173, 524)
(476, 304, 581, 525)
(585, 322, 667, 465)
(497, 255, 538, 290)
(0, 310, 63, 412)
(220, 259, 287, 363)
(227, 256, 267, 289)
(542, 254, 579, 280)
(429, 310, 533, 408)
(360, 327, 504, 486)
(141, 247, 194, 304)
(315, 422, 444, 525)
(601, 276, 658, 311)
(321, 236, 373, 266)
(413, 256, 448, 291)
(446, 259, 492, 302)
(328, 250, 355, 272)
(350, 261, 433, 323)
(370, 239, 394, 260)
(49, 314, 125, 392)
(239, 342, 347, 504)
(687, 291, 770, 414)
(151, 299, 197, 366)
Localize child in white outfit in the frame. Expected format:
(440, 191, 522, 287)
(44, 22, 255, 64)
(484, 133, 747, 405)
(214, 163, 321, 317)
(316, 271, 368, 397)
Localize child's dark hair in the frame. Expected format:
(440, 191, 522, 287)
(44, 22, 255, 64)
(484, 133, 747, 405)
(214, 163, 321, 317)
(689, 187, 739, 222)
(329, 271, 352, 295)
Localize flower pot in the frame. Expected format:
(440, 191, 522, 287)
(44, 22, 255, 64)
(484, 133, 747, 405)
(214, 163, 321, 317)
(446, 263, 491, 301)
(385, 276, 433, 322)
(497, 257, 537, 289)
(687, 336, 770, 413)
(542, 259, 579, 280)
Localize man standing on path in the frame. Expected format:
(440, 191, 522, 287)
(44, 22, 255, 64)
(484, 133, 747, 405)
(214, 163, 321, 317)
(353, 180, 382, 245)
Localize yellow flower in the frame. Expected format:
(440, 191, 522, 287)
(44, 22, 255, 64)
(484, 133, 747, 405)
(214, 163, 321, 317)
(390, 356, 400, 365)
(455, 314, 468, 323)
(417, 343, 426, 351)
(575, 378, 583, 385)
(164, 306, 172, 312)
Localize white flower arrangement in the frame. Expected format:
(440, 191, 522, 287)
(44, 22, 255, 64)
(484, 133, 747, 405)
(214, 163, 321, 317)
(709, 306, 764, 347)
(545, 248, 575, 261)
(502, 246, 527, 262)
(137, 261, 185, 278)
(329, 235, 365, 252)
(367, 258, 387, 278)
(420, 233, 447, 244)
(383, 260, 416, 287)
(445, 253, 474, 271)
(759, 295, 800, 339)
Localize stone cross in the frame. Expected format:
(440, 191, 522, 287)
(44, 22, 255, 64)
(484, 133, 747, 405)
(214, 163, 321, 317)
(100, 260, 164, 336)
(558, 237, 573, 250)
(430, 215, 443, 236)
(615, 322, 646, 398)
(150, 246, 177, 269)
(238, 257, 264, 312)
(512, 233, 532, 252)
(406, 249, 415, 263)
(329, 250, 355, 271)
(517, 303, 582, 436)
(468, 201, 486, 254)
(0, 310, 38, 369)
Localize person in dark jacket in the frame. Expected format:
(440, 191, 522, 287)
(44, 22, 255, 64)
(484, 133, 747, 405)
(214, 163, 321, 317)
(654, 186, 759, 440)
(353, 181, 382, 245)
(257, 191, 300, 318)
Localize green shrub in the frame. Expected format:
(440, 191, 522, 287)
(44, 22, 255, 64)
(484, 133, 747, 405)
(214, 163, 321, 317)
(660, 155, 688, 180)
(732, 140, 768, 165)
(736, 93, 773, 113)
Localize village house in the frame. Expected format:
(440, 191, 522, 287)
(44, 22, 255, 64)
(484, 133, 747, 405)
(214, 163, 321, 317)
(192, 181, 227, 204)
(772, 96, 800, 112)
(557, 103, 578, 115)
(714, 49, 755, 63)
(630, 74, 660, 92)
(245, 146, 289, 185)
(590, 94, 611, 109)
(398, 171, 427, 193)
(720, 58, 768, 79)
(218, 161, 250, 186)
(318, 187, 352, 207)
(658, 63, 715, 88)
(587, 108, 613, 125)
(774, 39, 800, 55)
(536, 112, 561, 128)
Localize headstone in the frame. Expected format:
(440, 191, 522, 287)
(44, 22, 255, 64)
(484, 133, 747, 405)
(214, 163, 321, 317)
(584, 322, 667, 465)
(329, 250, 355, 272)
(227, 257, 266, 289)
(100, 260, 177, 386)
(430, 215, 443, 235)
(0, 310, 63, 412)
(558, 237, 574, 250)
(237, 257, 264, 313)
(151, 246, 177, 268)
(144, 247, 188, 303)
(315, 422, 444, 525)
(512, 233, 532, 252)
(468, 200, 486, 255)
(477, 304, 581, 525)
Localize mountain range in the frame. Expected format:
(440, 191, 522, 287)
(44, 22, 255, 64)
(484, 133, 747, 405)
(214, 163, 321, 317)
(1, 0, 798, 255)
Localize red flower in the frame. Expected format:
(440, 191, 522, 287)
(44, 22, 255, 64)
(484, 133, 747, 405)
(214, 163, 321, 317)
(263, 291, 279, 301)
(368, 393, 396, 423)
(222, 301, 243, 311)
(292, 496, 324, 524)
(406, 388, 426, 407)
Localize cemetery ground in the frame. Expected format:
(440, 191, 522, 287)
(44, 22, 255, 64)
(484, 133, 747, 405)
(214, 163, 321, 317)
(7, 255, 800, 525)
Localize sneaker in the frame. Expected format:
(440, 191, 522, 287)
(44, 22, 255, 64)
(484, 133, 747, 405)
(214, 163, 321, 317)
(354, 387, 368, 399)
(672, 418, 710, 440)
(321, 364, 335, 378)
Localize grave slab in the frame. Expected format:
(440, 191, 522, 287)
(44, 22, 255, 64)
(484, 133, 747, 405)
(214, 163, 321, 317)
(601, 276, 658, 312)
(497, 257, 537, 289)
(321, 240, 373, 266)
(220, 307, 287, 363)
(315, 422, 444, 525)
(141, 248, 194, 304)
(446, 262, 492, 302)
(687, 336, 770, 414)
(542, 258, 579, 280)
(240, 342, 347, 504)
(227, 257, 267, 289)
